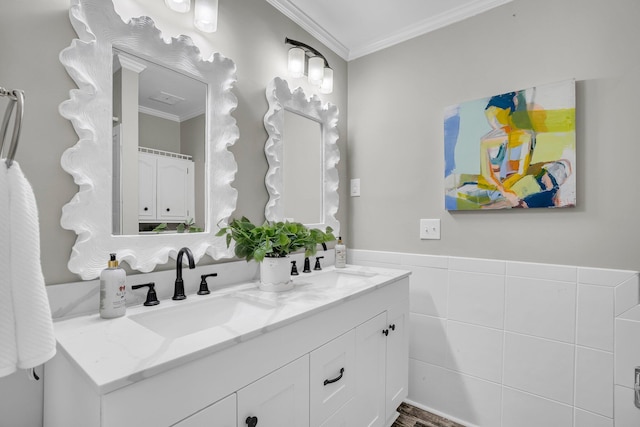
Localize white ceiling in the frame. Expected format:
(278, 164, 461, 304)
(266, 0, 512, 61)
(114, 50, 206, 122)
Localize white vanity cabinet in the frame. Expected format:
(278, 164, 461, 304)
(173, 394, 236, 427)
(385, 301, 409, 419)
(138, 152, 195, 223)
(354, 312, 388, 426)
(353, 300, 409, 427)
(44, 271, 409, 427)
(237, 355, 310, 427)
(310, 330, 356, 427)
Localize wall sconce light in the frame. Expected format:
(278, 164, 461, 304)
(165, 0, 190, 13)
(165, 0, 218, 33)
(288, 47, 305, 78)
(194, 0, 218, 33)
(285, 37, 333, 94)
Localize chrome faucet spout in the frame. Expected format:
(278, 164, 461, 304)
(173, 247, 195, 300)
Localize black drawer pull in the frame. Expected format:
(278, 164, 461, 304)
(389, 324, 396, 331)
(324, 367, 345, 386)
(246, 416, 258, 426)
(382, 329, 389, 336)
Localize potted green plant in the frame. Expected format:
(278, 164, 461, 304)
(216, 216, 335, 291)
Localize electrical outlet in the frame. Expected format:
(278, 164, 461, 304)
(350, 178, 361, 197)
(420, 219, 441, 240)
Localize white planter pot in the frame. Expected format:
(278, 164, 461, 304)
(259, 256, 293, 292)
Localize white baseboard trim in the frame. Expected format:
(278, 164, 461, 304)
(403, 398, 481, 427)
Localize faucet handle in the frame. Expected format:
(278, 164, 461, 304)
(314, 256, 324, 271)
(132, 282, 160, 306)
(198, 273, 217, 295)
(290, 260, 299, 275)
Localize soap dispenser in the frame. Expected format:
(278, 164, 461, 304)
(335, 237, 346, 268)
(99, 253, 127, 319)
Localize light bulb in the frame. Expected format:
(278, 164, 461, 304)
(194, 0, 218, 33)
(308, 57, 324, 86)
(319, 67, 333, 94)
(165, 0, 190, 13)
(288, 47, 305, 78)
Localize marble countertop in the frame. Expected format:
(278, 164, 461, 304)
(53, 265, 410, 394)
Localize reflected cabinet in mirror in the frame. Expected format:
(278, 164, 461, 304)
(264, 78, 340, 235)
(60, 0, 239, 279)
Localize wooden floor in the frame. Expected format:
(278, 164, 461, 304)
(392, 402, 466, 427)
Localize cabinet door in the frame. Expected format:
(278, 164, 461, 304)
(354, 312, 387, 427)
(385, 301, 409, 420)
(156, 157, 194, 222)
(138, 153, 156, 219)
(237, 356, 309, 427)
(310, 330, 355, 427)
(319, 399, 355, 427)
(172, 394, 236, 427)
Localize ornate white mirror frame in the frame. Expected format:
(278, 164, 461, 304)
(264, 77, 340, 235)
(60, 0, 238, 280)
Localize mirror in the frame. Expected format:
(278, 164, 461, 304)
(264, 77, 340, 235)
(111, 49, 206, 235)
(282, 110, 322, 224)
(60, 0, 239, 279)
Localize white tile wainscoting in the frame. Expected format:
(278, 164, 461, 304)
(349, 250, 640, 427)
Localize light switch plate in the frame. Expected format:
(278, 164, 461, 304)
(350, 178, 361, 197)
(420, 219, 441, 240)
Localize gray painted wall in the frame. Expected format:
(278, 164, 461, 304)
(347, 0, 640, 271)
(139, 113, 181, 153)
(0, 0, 348, 285)
(182, 114, 206, 229)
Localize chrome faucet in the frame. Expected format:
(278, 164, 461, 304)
(173, 247, 195, 300)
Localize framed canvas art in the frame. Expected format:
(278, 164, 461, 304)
(444, 80, 576, 210)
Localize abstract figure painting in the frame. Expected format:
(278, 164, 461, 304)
(444, 80, 576, 210)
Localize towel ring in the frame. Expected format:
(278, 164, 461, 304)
(0, 87, 24, 169)
(0, 96, 16, 153)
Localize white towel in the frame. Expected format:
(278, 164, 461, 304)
(6, 161, 56, 372)
(0, 162, 17, 377)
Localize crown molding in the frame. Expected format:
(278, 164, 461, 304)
(267, 0, 512, 61)
(265, 0, 350, 60)
(138, 105, 205, 122)
(349, 0, 513, 60)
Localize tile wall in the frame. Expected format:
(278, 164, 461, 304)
(349, 250, 640, 427)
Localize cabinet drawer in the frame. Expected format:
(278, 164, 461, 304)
(172, 394, 236, 427)
(310, 329, 355, 427)
(319, 399, 355, 427)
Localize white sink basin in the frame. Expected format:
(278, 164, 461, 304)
(300, 269, 377, 288)
(130, 295, 275, 339)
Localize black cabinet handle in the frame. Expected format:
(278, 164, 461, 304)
(382, 329, 389, 336)
(166, 208, 170, 212)
(143, 207, 148, 211)
(389, 324, 396, 331)
(246, 416, 258, 427)
(324, 367, 345, 386)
